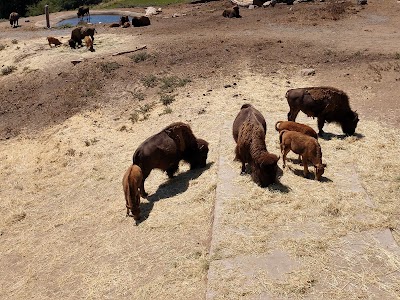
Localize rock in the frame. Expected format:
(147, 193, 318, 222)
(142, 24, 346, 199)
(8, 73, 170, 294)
(263, 1, 271, 7)
(357, 0, 367, 4)
(145, 7, 158, 16)
(300, 68, 316, 76)
(249, 4, 256, 9)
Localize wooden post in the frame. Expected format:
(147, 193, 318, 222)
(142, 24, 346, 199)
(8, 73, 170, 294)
(45, 5, 50, 28)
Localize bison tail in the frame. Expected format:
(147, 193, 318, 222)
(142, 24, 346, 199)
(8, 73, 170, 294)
(275, 121, 282, 132)
(279, 130, 287, 145)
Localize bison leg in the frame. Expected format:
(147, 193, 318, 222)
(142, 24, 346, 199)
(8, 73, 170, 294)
(317, 117, 325, 137)
(287, 107, 300, 121)
(282, 147, 290, 169)
(167, 163, 179, 178)
(302, 157, 310, 178)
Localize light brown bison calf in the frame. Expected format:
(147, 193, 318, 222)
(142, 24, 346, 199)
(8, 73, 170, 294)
(275, 120, 318, 139)
(84, 36, 94, 52)
(47, 36, 62, 47)
(279, 130, 326, 181)
(122, 164, 143, 220)
(222, 6, 241, 18)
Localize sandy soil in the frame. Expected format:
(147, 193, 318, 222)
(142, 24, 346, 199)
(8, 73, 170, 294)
(0, 0, 399, 299)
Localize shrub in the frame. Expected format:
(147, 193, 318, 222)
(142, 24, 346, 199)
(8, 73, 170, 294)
(131, 52, 151, 63)
(141, 74, 158, 87)
(100, 61, 121, 73)
(160, 94, 176, 106)
(160, 76, 191, 92)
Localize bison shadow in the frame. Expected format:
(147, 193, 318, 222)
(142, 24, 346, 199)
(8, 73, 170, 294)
(320, 132, 364, 141)
(289, 166, 332, 183)
(137, 162, 214, 224)
(241, 164, 291, 193)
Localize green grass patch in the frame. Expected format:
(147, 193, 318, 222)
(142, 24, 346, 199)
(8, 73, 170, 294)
(160, 94, 176, 106)
(160, 76, 191, 92)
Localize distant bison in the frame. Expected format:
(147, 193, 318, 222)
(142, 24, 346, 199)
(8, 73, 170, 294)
(109, 23, 120, 28)
(81, 27, 97, 41)
(233, 104, 280, 187)
(9, 12, 19, 28)
(222, 6, 241, 18)
(133, 122, 209, 197)
(119, 15, 129, 26)
(47, 36, 62, 47)
(132, 16, 150, 27)
(279, 130, 325, 181)
(286, 87, 359, 136)
(122, 164, 143, 220)
(122, 22, 131, 28)
(77, 6, 90, 18)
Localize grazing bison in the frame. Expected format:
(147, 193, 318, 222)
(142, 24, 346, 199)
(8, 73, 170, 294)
(68, 39, 76, 49)
(84, 36, 94, 52)
(286, 87, 359, 136)
(132, 122, 209, 197)
(279, 130, 326, 181)
(119, 15, 130, 26)
(81, 27, 97, 41)
(47, 36, 62, 47)
(9, 12, 19, 28)
(70, 27, 83, 47)
(122, 164, 143, 220)
(233, 105, 280, 187)
(132, 16, 151, 27)
(233, 104, 266, 142)
(222, 6, 241, 18)
(77, 6, 90, 18)
(275, 121, 318, 139)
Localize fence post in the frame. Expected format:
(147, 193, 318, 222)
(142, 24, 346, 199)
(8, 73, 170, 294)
(45, 5, 50, 28)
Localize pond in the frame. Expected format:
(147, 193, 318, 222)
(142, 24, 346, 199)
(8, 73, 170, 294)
(57, 14, 121, 26)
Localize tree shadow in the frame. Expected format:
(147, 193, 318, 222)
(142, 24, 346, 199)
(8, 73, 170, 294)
(320, 132, 365, 141)
(136, 162, 214, 225)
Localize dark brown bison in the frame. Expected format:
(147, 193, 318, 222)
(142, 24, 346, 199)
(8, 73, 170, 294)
(119, 15, 129, 26)
(132, 122, 209, 197)
(233, 105, 280, 187)
(81, 27, 97, 41)
(9, 12, 19, 28)
(286, 87, 359, 136)
(77, 6, 90, 18)
(275, 120, 318, 139)
(222, 6, 241, 18)
(68, 39, 76, 49)
(233, 104, 266, 142)
(70, 27, 83, 46)
(132, 16, 150, 27)
(279, 130, 325, 181)
(122, 164, 143, 220)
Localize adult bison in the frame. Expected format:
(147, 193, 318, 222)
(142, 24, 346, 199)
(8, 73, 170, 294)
(132, 122, 209, 197)
(233, 104, 280, 187)
(9, 12, 19, 28)
(70, 26, 97, 47)
(286, 87, 359, 136)
(132, 16, 150, 27)
(77, 6, 90, 19)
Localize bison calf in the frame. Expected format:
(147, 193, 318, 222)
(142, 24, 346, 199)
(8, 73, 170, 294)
(122, 165, 143, 220)
(133, 122, 209, 197)
(279, 130, 326, 181)
(47, 36, 62, 47)
(84, 36, 94, 52)
(275, 121, 318, 139)
(222, 6, 241, 18)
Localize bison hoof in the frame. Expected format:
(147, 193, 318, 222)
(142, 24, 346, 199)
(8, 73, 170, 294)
(318, 132, 324, 137)
(141, 192, 148, 198)
(240, 171, 246, 176)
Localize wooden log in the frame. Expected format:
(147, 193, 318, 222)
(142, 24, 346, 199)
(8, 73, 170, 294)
(112, 45, 147, 56)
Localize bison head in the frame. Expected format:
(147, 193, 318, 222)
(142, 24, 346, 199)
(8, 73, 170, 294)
(341, 111, 359, 135)
(252, 153, 280, 187)
(189, 138, 209, 170)
(314, 163, 326, 181)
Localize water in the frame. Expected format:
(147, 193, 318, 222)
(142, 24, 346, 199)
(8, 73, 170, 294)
(57, 14, 121, 26)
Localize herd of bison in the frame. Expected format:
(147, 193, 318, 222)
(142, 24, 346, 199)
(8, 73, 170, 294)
(124, 86, 359, 223)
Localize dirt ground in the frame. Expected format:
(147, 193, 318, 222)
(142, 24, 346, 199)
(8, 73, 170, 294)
(0, 0, 399, 299)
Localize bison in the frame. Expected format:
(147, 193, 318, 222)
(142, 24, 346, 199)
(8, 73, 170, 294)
(233, 104, 280, 187)
(77, 6, 90, 19)
(122, 22, 131, 28)
(9, 12, 19, 28)
(233, 104, 266, 142)
(81, 27, 97, 41)
(47, 36, 62, 48)
(279, 130, 326, 181)
(132, 16, 151, 27)
(68, 39, 76, 49)
(122, 164, 143, 220)
(70, 27, 83, 47)
(132, 122, 209, 197)
(84, 36, 94, 52)
(275, 120, 318, 139)
(119, 15, 130, 26)
(222, 6, 241, 18)
(286, 87, 359, 136)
